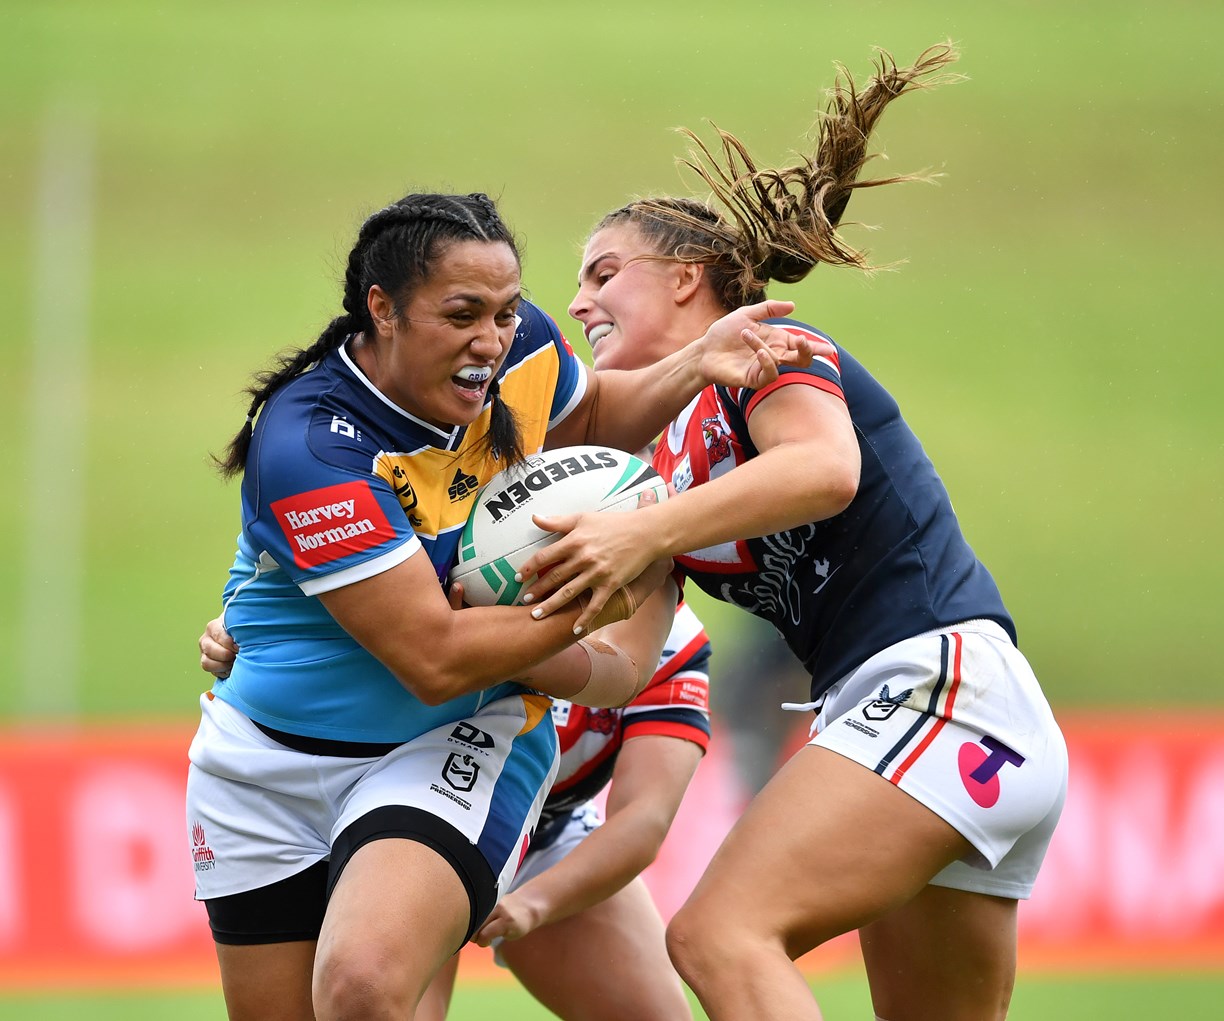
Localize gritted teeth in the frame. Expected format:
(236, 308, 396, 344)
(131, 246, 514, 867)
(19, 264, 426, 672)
(588, 323, 613, 345)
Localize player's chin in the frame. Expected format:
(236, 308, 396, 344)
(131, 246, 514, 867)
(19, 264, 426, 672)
(591, 341, 637, 373)
(446, 383, 491, 419)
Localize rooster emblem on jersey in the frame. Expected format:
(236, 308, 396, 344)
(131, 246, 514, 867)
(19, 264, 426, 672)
(588, 709, 617, 735)
(702, 416, 732, 466)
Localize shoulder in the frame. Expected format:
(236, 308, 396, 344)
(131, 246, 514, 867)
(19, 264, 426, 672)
(514, 299, 567, 345)
(717, 317, 846, 418)
(254, 361, 376, 470)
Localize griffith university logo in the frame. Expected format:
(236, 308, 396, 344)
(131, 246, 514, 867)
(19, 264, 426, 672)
(192, 821, 216, 872)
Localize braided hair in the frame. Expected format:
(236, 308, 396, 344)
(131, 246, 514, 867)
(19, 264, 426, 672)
(592, 43, 963, 310)
(215, 192, 525, 477)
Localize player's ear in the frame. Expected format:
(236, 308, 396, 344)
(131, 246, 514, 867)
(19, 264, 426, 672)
(367, 285, 396, 337)
(674, 261, 705, 305)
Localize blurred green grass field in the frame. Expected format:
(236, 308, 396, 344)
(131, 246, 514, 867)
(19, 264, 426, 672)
(6, 972, 1224, 1019)
(2, 0, 1222, 1014)
(3, 1, 1221, 720)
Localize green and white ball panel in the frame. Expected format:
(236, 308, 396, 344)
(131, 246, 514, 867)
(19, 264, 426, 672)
(449, 445, 668, 607)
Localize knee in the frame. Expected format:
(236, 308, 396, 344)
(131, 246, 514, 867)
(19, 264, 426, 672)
(313, 948, 408, 1021)
(666, 900, 725, 989)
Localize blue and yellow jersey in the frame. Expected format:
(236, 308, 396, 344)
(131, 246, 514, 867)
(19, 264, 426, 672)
(213, 300, 587, 744)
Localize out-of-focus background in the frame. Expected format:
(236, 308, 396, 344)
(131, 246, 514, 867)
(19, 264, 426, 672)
(2, 1, 1221, 1017)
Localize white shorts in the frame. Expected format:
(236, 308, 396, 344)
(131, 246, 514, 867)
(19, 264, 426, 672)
(809, 620, 1067, 899)
(489, 801, 602, 965)
(186, 690, 558, 933)
(511, 802, 602, 893)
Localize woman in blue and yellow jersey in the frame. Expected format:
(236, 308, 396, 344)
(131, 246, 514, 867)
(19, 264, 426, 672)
(186, 191, 805, 1021)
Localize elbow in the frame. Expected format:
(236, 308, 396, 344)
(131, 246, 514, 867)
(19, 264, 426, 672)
(825, 463, 859, 518)
(609, 832, 665, 879)
(393, 662, 467, 706)
(407, 681, 453, 707)
(794, 462, 857, 523)
(821, 444, 861, 518)
(631, 820, 673, 870)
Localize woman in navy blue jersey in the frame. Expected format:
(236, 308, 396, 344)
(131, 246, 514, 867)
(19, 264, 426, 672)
(518, 44, 1068, 1021)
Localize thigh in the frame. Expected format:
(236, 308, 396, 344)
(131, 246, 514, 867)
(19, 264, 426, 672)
(414, 942, 460, 1021)
(859, 884, 1017, 1021)
(501, 878, 691, 1021)
(214, 941, 318, 1021)
(315, 838, 471, 1015)
(680, 745, 972, 957)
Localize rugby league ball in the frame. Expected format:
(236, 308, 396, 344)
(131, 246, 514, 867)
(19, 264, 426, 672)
(449, 445, 668, 607)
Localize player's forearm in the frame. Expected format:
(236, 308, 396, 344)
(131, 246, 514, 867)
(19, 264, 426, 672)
(635, 440, 853, 560)
(376, 604, 587, 705)
(514, 815, 666, 929)
(586, 345, 705, 451)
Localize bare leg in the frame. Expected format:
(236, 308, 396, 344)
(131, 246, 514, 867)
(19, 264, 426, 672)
(860, 884, 1017, 1021)
(667, 746, 974, 1021)
(416, 953, 460, 1021)
(215, 941, 317, 1021)
(501, 877, 692, 1021)
(313, 838, 470, 1020)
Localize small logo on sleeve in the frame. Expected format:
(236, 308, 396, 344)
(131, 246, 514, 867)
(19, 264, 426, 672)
(271, 480, 396, 569)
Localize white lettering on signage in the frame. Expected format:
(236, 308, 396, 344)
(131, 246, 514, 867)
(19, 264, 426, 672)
(0, 783, 18, 948)
(69, 765, 197, 950)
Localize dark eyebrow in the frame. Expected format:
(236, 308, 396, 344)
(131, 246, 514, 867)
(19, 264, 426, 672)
(578, 252, 615, 285)
(442, 289, 522, 308)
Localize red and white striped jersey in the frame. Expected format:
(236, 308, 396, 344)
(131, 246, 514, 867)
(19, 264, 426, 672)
(539, 601, 711, 822)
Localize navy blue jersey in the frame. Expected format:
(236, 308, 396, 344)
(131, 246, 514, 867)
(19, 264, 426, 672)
(652, 318, 1015, 701)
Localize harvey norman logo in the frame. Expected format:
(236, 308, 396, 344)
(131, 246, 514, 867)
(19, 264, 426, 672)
(283, 498, 359, 532)
(271, 480, 396, 569)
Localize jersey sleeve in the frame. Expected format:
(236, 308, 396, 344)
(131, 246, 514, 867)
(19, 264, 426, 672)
(730, 319, 845, 422)
(621, 602, 712, 750)
(517, 300, 588, 429)
(243, 400, 422, 596)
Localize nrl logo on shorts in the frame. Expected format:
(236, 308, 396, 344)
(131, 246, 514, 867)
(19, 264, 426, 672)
(862, 683, 913, 721)
(442, 752, 480, 792)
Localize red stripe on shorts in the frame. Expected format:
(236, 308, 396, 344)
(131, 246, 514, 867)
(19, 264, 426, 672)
(886, 631, 963, 785)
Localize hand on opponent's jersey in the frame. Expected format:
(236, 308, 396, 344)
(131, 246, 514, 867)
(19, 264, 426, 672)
(199, 618, 238, 680)
(472, 887, 547, 947)
(695, 299, 810, 389)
